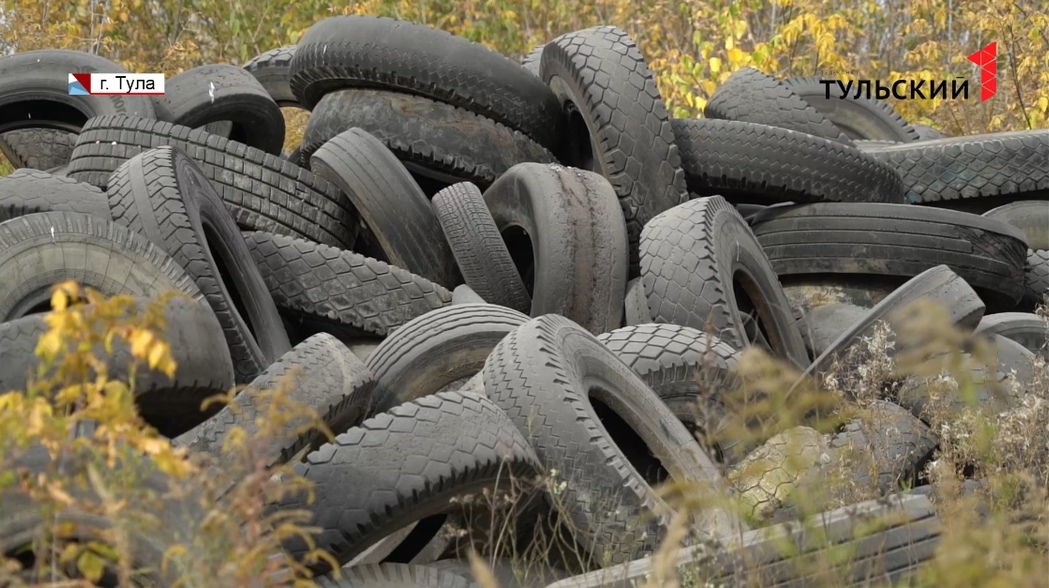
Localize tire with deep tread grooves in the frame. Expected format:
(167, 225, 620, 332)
(277, 390, 542, 571)
(174, 332, 375, 468)
(310, 128, 459, 287)
(0, 296, 233, 435)
(0, 49, 155, 135)
(858, 131, 1049, 204)
(704, 67, 853, 145)
(0, 211, 203, 320)
(539, 25, 688, 275)
(784, 76, 921, 142)
(290, 16, 563, 150)
(750, 202, 1030, 308)
(67, 115, 358, 249)
(0, 128, 77, 170)
(243, 45, 300, 107)
(431, 182, 531, 313)
(108, 146, 291, 382)
(520, 44, 546, 77)
(640, 196, 810, 369)
(1024, 249, 1049, 309)
(315, 563, 478, 588)
(483, 315, 741, 564)
(365, 304, 529, 416)
(670, 118, 905, 204)
(974, 312, 1049, 358)
(244, 231, 453, 338)
(152, 64, 285, 155)
(483, 163, 628, 334)
(0, 168, 110, 221)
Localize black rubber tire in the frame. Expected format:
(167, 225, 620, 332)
(974, 312, 1048, 359)
(1025, 249, 1049, 309)
(299, 89, 556, 191)
(290, 16, 562, 150)
(277, 390, 542, 571)
(857, 131, 1049, 204)
(827, 400, 937, 494)
(796, 303, 868, 359)
(151, 64, 285, 155)
(67, 116, 358, 249)
(784, 76, 921, 142)
(991, 333, 1039, 386)
(365, 304, 529, 415)
(539, 26, 688, 275)
(0, 128, 77, 170)
(483, 162, 628, 334)
(174, 332, 374, 468)
(983, 200, 1049, 250)
(670, 118, 905, 205)
(623, 277, 652, 326)
(310, 128, 459, 287)
(0, 296, 234, 435)
(750, 202, 1030, 309)
(520, 43, 546, 77)
(450, 284, 486, 306)
(482, 315, 740, 564)
(0, 168, 110, 221)
(243, 45, 300, 107)
(244, 231, 453, 338)
(596, 324, 741, 455)
(704, 67, 853, 145)
(316, 563, 479, 588)
(431, 182, 531, 313)
(108, 146, 291, 383)
(913, 123, 947, 140)
(0, 49, 155, 135)
(429, 558, 569, 588)
(803, 265, 986, 381)
(0, 211, 202, 320)
(640, 196, 810, 369)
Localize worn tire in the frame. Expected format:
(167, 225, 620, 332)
(858, 131, 1049, 204)
(243, 46, 300, 107)
(670, 118, 904, 205)
(108, 146, 291, 382)
(290, 16, 562, 150)
(0, 49, 154, 135)
(244, 231, 452, 338)
(310, 128, 459, 287)
(913, 123, 947, 141)
(152, 64, 285, 155)
(0, 128, 77, 170)
(432, 182, 530, 313)
(365, 304, 528, 415)
(974, 313, 1048, 359)
(784, 76, 920, 142)
(704, 67, 853, 145)
(984, 200, 1049, 250)
(623, 278, 652, 326)
(539, 26, 687, 275)
(751, 202, 1029, 309)
(0, 168, 110, 221)
(640, 196, 810, 369)
(429, 558, 568, 588)
(520, 44, 546, 77)
(1024, 249, 1049, 309)
(483, 163, 628, 333)
(67, 116, 357, 249)
(316, 563, 478, 588)
(483, 315, 740, 564)
(796, 303, 868, 359)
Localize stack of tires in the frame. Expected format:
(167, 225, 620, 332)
(0, 14, 1045, 588)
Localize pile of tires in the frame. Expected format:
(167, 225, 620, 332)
(0, 14, 1046, 588)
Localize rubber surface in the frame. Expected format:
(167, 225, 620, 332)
(784, 76, 920, 142)
(243, 45, 300, 107)
(0, 168, 110, 221)
(315, 563, 479, 588)
(983, 200, 1049, 250)
(0, 128, 76, 170)
(796, 303, 868, 359)
(974, 312, 1049, 358)
(622, 277, 651, 326)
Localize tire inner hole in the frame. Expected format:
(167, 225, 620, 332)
(590, 395, 671, 487)
(564, 102, 594, 171)
(734, 270, 774, 354)
(502, 225, 535, 296)
(382, 513, 448, 563)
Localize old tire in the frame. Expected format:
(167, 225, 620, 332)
(243, 46, 300, 107)
(0, 168, 110, 221)
(974, 313, 1048, 359)
(784, 76, 920, 142)
(0, 128, 77, 170)
(796, 303, 868, 359)
(316, 563, 478, 588)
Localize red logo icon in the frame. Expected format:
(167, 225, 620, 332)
(967, 41, 997, 102)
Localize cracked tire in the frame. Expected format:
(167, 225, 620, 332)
(857, 131, 1049, 204)
(704, 67, 853, 145)
(483, 163, 628, 334)
(244, 231, 452, 338)
(483, 315, 739, 565)
(670, 118, 905, 205)
(310, 128, 459, 287)
(0, 128, 77, 170)
(750, 202, 1029, 309)
(108, 146, 291, 383)
(67, 115, 358, 249)
(0, 168, 110, 221)
(539, 26, 687, 275)
(365, 304, 529, 416)
(152, 64, 285, 155)
(290, 16, 562, 150)
(174, 332, 375, 468)
(277, 390, 542, 572)
(432, 182, 531, 313)
(784, 76, 920, 142)
(243, 45, 300, 107)
(640, 196, 810, 369)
